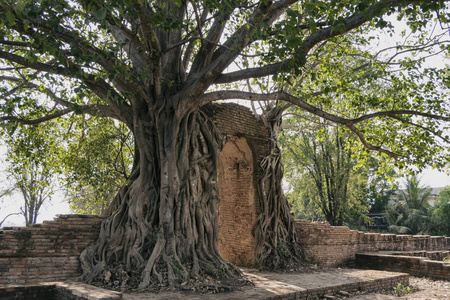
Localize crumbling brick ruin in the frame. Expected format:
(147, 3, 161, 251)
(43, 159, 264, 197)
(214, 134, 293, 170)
(0, 215, 105, 284)
(296, 219, 450, 267)
(203, 103, 271, 267)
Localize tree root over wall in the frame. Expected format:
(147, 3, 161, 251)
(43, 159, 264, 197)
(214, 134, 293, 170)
(79, 106, 306, 292)
(79, 110, 243, 291)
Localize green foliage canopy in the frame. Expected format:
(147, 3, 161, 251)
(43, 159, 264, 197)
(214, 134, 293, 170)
(62, 117, 133, 214)
(427, 185, 450, 236)
(1, 0, 450, 287)
(0, 1, 449, 168)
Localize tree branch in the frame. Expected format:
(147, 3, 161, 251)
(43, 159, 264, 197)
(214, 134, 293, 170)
(0, 212, 21, 227)
(0, 103, 117, 125)
(106, 22, 153, 73)
(0, 50, 133, 122)
(129, 0, 163, 98)
(390, 115, 450, 144)
(0, 50, 75, 78)
(351, 110, 450, 123)
(345, 123, 400, 159)
(1, 109, 73, 125)
(214, 0, 437, 85)
(179, 0, 295, 111)
(4, 7, 152, 107)
(10, 14, 119, 74)
(200, 89, 450, 159)
(190, 10, 231, 74)
(183, 5, 210, 69)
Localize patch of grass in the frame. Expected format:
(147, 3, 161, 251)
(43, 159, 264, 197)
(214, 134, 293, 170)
(394, 283, 411, 297)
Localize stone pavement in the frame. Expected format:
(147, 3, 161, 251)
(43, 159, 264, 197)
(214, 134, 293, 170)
(122, 268, 409, 300)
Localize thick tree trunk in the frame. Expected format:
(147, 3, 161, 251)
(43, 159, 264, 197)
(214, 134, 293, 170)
(80, 108, 241, 289)
(254, 106, 305, 270)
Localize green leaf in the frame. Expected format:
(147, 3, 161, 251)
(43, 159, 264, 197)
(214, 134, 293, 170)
(175, 0, 182, 8)
(14, 1, 25, 18)
(96, 7, 107, 20)
(308, 19, 317, 33)
(6, 12, 16, 25)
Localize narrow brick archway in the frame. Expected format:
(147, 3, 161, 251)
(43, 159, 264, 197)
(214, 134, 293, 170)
(217, 136, 257, 267)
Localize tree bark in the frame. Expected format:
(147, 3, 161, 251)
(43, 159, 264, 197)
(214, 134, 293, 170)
(254, 106, 305, 270)
(80, 107, 241, 289)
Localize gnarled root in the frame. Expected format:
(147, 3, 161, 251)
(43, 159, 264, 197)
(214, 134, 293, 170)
(79, 109, 245, 291)
(254, 105, 306, 270)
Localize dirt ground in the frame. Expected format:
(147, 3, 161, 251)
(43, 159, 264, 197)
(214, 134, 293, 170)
(121, 268, 449, 300)
(349, 276, 450, 300)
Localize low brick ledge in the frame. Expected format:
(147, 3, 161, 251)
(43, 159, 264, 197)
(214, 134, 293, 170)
(356, 252, 450, 281)
(0, 281, 122, 300)
(0, 272, 410, 300)
(262, 272, 409, 300)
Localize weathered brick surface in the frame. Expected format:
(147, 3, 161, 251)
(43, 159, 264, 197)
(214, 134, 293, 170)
(296, 219, 450, 267)
(391, 250, 450, 261)
(0, 282, 55, 300)
(218, 136, 257, 266)
(0, 215, 104, 284)
(204, 103, 271, 267)
(356, 252, 450, 280)
(202, 103, 270, 181)
(264, 274, 410, 300)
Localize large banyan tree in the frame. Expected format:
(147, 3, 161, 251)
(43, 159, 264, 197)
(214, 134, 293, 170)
(1, 0, 450, 290)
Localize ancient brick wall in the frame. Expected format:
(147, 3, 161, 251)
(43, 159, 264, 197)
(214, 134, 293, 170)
(391, 250, 450, 261)
(203, 103, 271, 267)
(218, 136, 257, 266)
(0, 215, 104, 284)
(202, 102, 270, 176)
(296, 219, 450, 267)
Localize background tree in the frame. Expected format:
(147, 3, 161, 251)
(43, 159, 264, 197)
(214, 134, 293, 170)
(62, 116, 133, 215)
(1, 0, 450, 290)
(0, 210, 20, 227)
(282, 124, 372, 227)
(385, 202, 412, 234)
(2, 122, 62, 226)
(427, 185, 450, 236)
(367, 165, 397, 214)
(386, 176, 432, 234)
(0, 113, 134, 218)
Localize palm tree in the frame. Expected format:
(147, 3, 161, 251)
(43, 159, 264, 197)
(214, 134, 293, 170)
(400, 176, 432, 211)
(386, 176, 431, 234)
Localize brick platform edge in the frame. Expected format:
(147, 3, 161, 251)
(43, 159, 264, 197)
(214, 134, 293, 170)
(295, 219, 450, 267)
(0, 272, 409, 300)
(263, 273, 410, 300)
(0, 281, 121, 300)
(356, 252, 450, 280)
(0, 214, 105, 284)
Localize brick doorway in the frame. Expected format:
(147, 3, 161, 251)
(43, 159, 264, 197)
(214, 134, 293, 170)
(218, 136, 257, 267)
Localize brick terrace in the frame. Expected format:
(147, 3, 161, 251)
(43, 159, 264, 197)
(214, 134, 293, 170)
(0, 214, 104, 284)
(296, 219, 450, 267)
